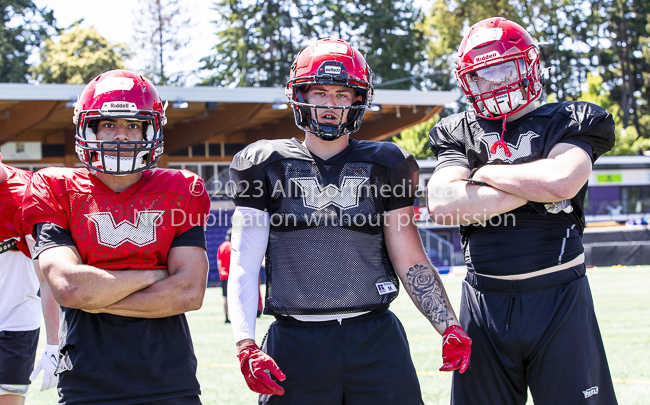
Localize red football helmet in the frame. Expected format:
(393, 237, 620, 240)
(455, 17, 544, 120)
(285, 39, 374, 140)
(73, 69, 166, 174)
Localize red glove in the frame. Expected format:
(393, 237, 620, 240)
(439, 325, 472, 374)
(237, 343, 286, 395)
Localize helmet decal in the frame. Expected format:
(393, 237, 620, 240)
(93, 77, 135, 98)
(464, 28, 504, 55)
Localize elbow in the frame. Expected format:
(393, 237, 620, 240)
(52, 284, 87, 308)
(548, 178, 582, 201)
(552, 188, 576, 202)
(427, 182, 461, 225)
(427, 204, 458, 225)
(187, 295, 204, 311)
(181, 284, 206, 312)
(40, 266, 78, 308)
(49, 279, 101, 309)
(546, 165, 589, 201)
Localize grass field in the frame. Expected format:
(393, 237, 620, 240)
(26, 266, 650, 404)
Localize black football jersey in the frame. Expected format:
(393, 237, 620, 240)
(429, 101, 615, 276)
(229, 138, 418, 316)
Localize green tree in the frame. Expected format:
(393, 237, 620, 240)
(200, 0, 427, 89)
(0, 1, 57, 82)
(580, 0, 650, 138)
(314, 0, 428, 90)
(200, 0, 317, 87)
(579, 73, 650, 155)
(391, 115, 439, 159)
(31, 25, 130, 84)
(643, 16, 650, 98)
(133, 0, 191, 85)
(423, 0, 592, 100)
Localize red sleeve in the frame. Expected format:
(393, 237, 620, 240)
(175, 175, 211, 236)
(12, 204, 32, 258)
(3, 169, 36, 257)
(23, 171, 70, 239)
(223, 243, 231, 276)
(217, 242, 231, 279)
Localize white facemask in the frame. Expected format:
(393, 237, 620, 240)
(483, 90, 525, 116)
(92, 152, 147, 175)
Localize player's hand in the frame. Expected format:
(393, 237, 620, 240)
(29, 344, 59, 391)
(237, 342, 286, 395)
(439, 325, 472, 374)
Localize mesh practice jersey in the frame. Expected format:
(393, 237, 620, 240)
(0, 165, 40, 331)
(230, 138, 419, 316)
(22, 167, 210, 405)
(429, 101, 615, 276)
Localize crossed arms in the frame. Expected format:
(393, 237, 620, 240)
(427, 143, 592, 225)
(38, 243, 208, 318)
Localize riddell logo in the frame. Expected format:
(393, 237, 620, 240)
(324, 66, 342, 75)
(110, 102, 130, 109)
(583, 386, 598, 398)
(474, 51, 500, 63)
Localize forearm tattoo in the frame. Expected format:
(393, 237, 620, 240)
(404, 264, 455, 329)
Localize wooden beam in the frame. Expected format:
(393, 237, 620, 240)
(163, 103, 267, 153)
(2, 157, 65, 165)
(0, 101, 65, 143)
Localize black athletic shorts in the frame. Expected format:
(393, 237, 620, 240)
(259, 310, 423, 405)
(451, 265, 617, 405)
(137, 395, 201, 404)
(221, 279, 228, 297)
(0, 328, 39, 385)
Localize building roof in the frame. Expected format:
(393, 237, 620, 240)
(0, 83, 459, 165)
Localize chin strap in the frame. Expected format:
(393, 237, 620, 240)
(490, 115, 512, 157)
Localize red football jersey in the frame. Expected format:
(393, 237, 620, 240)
(0, 165, 33, 258)
(23, 168, 211, 270)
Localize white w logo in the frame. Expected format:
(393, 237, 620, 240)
(480, 131, 540, 163)
(292, 176, 368, 210)
(85, 211, 164, 248)
(442, 333, 463, 346)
